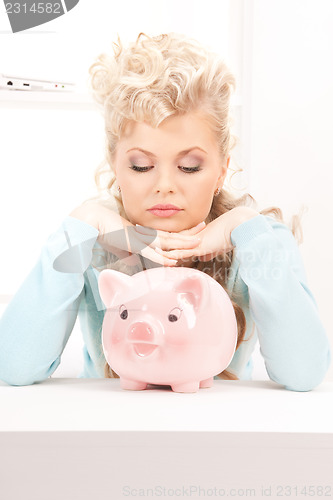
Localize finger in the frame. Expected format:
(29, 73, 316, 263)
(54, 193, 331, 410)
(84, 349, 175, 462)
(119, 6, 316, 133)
(162, 235, 201, 250)
(154, 247, 201, 260)
(135, 224, 202, 244)
(136, 232, 201, 251)
(140, 246, 178, 267)
(180, 221, 206, 236)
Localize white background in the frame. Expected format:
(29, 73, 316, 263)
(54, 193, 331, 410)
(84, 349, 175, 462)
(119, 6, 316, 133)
(0, 0, 332, 381)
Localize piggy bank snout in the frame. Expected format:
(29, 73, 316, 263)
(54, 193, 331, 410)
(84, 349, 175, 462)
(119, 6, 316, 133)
(128, 322, 156, 343)
(127, 321, 161, 358)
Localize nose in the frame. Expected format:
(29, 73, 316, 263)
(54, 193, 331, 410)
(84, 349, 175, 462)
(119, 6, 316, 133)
(155, 168, 175, 193)
(128, 322, 155, 343)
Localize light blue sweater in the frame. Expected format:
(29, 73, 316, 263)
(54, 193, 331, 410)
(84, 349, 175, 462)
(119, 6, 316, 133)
(0, 213, 330, 390)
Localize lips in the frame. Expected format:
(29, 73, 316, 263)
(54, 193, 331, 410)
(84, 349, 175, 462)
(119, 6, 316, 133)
(149, 204, 181, 210)
(148, 204, 182, 217)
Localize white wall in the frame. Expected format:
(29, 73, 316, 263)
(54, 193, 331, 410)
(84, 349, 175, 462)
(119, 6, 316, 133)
(249, 0, 333, 380)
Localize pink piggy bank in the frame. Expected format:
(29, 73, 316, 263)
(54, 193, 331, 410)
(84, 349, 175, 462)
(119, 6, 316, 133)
(98, 267, 238, 393)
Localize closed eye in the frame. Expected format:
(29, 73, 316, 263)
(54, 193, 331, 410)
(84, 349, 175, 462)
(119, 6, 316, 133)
(130, 166, 152, 172)
(130, 165, 202, 173)
(180, 166, 201, 173)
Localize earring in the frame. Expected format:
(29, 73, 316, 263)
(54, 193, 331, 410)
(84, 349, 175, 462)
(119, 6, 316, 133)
(214, 186, 221, 196)
(117, 185, 121, 193)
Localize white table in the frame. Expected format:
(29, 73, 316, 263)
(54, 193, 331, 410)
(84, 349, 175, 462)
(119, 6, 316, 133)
(1, 378, 332, 500)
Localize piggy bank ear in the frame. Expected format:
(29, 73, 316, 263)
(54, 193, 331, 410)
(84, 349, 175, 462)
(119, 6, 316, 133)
(173, 273, 209, 312)
(98, 269, 132, 308)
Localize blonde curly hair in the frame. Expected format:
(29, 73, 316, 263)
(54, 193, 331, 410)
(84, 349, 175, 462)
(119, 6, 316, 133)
(86, 32, 303, 381)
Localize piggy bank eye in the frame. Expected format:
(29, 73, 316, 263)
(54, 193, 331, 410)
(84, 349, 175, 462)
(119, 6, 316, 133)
(168, 307, 182, 322)
(119, 304, 128, 320)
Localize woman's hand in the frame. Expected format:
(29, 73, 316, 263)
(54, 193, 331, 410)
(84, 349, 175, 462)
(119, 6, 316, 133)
(136, 207, 259, 263)
(69, 202, 203, 267)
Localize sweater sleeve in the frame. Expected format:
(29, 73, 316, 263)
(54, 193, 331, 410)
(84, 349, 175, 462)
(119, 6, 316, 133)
(230, 214, 331, 391)
(0, 216, 99, 386)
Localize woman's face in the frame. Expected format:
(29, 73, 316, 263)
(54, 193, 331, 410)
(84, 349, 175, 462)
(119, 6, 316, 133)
(113, 111, 229, 231)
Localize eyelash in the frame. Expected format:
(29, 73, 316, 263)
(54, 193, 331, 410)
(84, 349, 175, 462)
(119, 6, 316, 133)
(130, 165, 202, 173)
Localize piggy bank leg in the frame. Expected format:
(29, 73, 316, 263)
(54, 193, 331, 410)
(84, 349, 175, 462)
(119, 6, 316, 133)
(199, 377, 214, 388)
(171, 381, 200, 393)
(120, 378, 148, 391)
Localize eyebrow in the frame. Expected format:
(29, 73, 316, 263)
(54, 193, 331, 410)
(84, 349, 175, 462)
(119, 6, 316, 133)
(126, 147, 207, 158)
